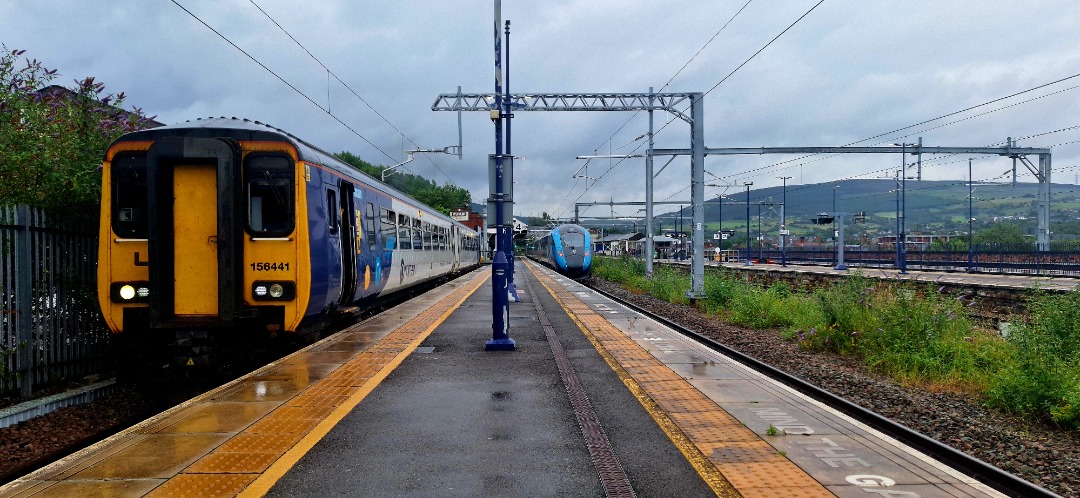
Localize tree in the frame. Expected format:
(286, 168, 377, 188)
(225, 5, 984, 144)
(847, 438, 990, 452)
(0, 46, 156, 218)
(973, 221, 1029, 247)
(333, 150, 382, 179)
(334, 150, 472, 215)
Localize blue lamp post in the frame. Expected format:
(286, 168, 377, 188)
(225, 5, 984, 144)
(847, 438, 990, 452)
(779, 176, 791, 267)
(893, 143, 916, 274)
(968, 158, 974, 272)
(744, 182, 753, 265)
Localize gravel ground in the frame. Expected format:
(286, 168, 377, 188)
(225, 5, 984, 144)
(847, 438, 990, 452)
(0, 384, 168, 483)
(0, 279, 1077, 496)
(591, 278, 1080, 497)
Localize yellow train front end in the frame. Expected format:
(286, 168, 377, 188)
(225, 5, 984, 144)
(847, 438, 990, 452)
(97, 121, 311, 374)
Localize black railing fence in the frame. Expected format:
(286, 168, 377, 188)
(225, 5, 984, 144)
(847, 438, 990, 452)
(1, 205, 112, 398)
(728, 243, 1080, 276)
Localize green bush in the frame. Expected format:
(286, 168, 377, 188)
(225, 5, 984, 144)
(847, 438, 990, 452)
(701, 271, 742, 313)
(727, 282, 802, 330)
(593, 257, 1076, 430)
(646, 266, 689, 305)
(797, 276, 881, 355)
(987, 288, 1080, 429)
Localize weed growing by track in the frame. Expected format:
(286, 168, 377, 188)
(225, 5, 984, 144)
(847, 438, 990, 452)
(592, 256, 1080, 431)
(986, 289, 1080, 428)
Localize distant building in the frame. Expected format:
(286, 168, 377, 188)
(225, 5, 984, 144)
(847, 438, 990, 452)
(449, 206, 484, 232)
(593, 232, 644, 256)
(629, 235, 675, 258)
(34, 85, 165, 128)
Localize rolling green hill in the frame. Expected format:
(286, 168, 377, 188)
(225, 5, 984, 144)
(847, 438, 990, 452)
(575, 179, 1080, 243)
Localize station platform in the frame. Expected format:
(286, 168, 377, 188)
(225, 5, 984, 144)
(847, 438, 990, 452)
(0, 261, 1010, 497)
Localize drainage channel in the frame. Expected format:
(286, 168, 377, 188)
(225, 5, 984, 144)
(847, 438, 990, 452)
(0, 379, 118, 429)
(521, 266, 636, 498)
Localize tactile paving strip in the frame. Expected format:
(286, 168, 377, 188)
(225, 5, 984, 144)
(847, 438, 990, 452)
(145, 473, 257, 498)
(0, 269, 490, 498)
(527, 262, 833, 498)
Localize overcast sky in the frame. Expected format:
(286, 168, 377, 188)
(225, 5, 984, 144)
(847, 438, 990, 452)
(3, 1, 1079, 220)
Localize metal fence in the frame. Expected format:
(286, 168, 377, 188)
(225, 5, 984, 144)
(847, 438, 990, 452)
(0, 205, 112, 398)
(734, 244, 1080, 276)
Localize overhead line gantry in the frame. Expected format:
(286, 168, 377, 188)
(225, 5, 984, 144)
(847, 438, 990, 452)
(434, 91, 710, 299)
(434, 92, 1055, 300)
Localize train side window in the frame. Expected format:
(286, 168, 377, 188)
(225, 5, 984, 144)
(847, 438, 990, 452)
(381, 208, 396, 250)
(245, 155, 294, 237)
(111, 153, 148, 238)
(326, 189, 338, 235)
(365, 202, 377, 250)
(398, 214, 411, 250)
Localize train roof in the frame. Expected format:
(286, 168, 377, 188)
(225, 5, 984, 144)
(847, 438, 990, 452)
(108, 117, 470, 230)
(553, 223, 589, 233)
(110, 117, 354, 174)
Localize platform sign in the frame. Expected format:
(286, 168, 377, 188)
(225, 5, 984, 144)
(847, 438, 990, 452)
(450, 210, 469, 222)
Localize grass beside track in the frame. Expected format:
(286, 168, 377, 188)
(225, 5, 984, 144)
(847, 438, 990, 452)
(593, 256, 1080, 431)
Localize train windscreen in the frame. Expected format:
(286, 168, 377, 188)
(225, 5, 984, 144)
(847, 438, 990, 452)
(245, 155, 294, 237)
(111, 153, 148, 238)
(561, 230, 585, 251)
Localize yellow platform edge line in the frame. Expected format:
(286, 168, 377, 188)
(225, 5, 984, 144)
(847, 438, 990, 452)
(237, 270, 490, 498)
(524, 261, 741, 498)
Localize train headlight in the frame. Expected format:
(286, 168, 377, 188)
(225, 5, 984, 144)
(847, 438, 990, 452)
(110, 282, 150, 303)
(252, 281, 295, 301)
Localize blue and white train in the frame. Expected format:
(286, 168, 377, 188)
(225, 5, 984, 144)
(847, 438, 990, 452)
(526, 224, 593, 278)
(97, 117, 480, 371)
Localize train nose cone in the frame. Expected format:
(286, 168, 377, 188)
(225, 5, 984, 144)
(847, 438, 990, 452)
(564, 253, 585, 267)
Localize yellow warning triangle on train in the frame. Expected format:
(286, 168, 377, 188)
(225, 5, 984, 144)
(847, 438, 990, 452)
(186, 358, 195, 366)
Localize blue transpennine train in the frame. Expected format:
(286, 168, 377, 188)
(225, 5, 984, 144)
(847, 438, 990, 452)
(526, 224, 593, 278)
(97, 117, 480, 371)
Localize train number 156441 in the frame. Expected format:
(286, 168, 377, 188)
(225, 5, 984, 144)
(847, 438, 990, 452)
(250, 262, 289, 271)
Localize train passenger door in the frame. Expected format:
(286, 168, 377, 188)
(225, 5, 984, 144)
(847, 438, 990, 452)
(451, 226, 460, 270)
(173, 164, 219, 315)
(145, 136, 242, 327)
(361, 200, 380, 294)
(338, 181, 357, 306)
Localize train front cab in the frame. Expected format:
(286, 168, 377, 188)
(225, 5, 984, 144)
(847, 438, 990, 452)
(99, 135, 308, 371)
(553, 225, 592, 277)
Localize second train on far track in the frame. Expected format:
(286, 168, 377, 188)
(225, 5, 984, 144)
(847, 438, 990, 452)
(526, 224, 593, 279)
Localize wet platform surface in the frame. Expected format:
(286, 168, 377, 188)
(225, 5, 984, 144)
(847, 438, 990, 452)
(0, 261, 1015, 497)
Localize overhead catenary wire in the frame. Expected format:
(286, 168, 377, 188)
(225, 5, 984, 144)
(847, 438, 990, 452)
(568, 5, 1080, 220)
(655, 125, 1080, 213)
(723, 82, 1080, 185)
(172, 0, 459, 186)
(578, 0, 756, 161)
(245, 0, 458, 185)
(556, 0, 828, 220)
(169, 0, 397, 163)
(553, 1, 759, 219)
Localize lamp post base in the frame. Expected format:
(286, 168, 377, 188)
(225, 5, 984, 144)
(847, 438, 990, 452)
(485, 338, 517, 351)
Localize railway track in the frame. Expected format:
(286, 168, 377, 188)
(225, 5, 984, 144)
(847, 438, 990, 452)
(584, 277, 1071, 497)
